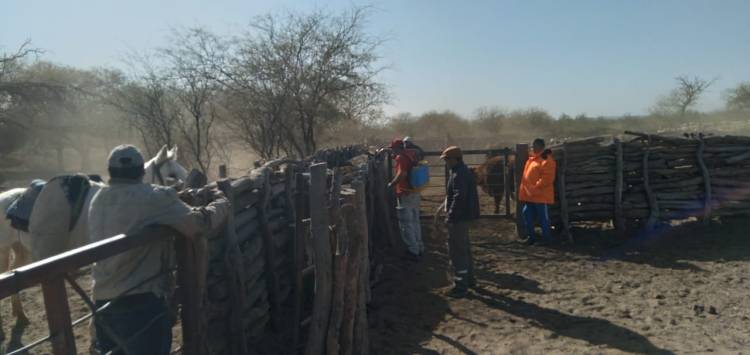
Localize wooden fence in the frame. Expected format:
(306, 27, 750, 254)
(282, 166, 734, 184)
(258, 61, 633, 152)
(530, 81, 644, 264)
(0, 146, 398, 354)
(544, 132, 750, 238)
(0, 225, 204, 355)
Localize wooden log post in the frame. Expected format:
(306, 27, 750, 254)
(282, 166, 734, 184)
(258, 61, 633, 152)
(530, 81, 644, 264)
(326, 170, 349, 355)
(351, 180, 371, 355)
(339, 195, 361, 355)
(175, 232, 206, 355)
(514, 144, 529, 238)
(305, 163, 333, 355)
(292, 172, 308, 352)
(558, 144, 572, 243)
(216, 179, 249, 355)
(503, 149, 511, 217)
(614, 138, 625, 234)
(697, 137, 712, 225)
(643, 139, 660, 229)
(258, 168, 282, 330)
(43, 278, 76, 355)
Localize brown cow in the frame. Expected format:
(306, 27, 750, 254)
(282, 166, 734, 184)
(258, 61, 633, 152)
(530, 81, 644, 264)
(472, 155, 515, 214)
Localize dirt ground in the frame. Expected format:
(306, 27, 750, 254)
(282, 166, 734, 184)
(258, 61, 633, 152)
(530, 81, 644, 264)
(369, 217, 750, 355)
(0, 271, 183, 354)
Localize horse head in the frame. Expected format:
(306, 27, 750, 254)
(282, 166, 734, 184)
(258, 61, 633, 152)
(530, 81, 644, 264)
(144, 145, 189, 186)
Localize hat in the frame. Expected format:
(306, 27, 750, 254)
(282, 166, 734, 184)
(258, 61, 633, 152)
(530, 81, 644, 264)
(440, 146, 462, 159)
(108, 145, 145, 169)
(390, 138, 404, 149)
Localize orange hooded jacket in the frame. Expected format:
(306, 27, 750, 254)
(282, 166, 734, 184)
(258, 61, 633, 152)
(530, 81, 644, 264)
(519, 150, 557, 205)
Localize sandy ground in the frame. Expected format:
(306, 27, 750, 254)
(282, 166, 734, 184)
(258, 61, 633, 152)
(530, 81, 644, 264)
(369, 217, 750, 355)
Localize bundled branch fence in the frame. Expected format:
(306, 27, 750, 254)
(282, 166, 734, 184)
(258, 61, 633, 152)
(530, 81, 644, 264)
(201, 147, 397, 354)
(545, 132, 750, 237)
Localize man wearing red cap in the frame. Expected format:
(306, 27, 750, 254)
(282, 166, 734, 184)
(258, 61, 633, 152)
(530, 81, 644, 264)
(387, 138, 424, 261)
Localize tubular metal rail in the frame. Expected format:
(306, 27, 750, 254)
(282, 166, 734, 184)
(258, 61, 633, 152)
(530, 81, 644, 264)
(419, 147, 517, 219)
(0, 225, 204, 355)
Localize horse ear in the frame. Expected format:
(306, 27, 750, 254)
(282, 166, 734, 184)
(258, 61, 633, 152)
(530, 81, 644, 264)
(156, 145, 168, 162)
(168, 146, 179, 160)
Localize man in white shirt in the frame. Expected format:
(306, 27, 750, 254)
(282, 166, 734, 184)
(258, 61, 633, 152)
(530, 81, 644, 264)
(88, 144, 229, 355)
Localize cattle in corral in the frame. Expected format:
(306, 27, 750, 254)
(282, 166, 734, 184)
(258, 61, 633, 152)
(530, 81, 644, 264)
(472, 154, 515, 214)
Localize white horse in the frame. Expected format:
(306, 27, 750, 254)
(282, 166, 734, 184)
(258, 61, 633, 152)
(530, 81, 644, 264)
(0, 145, 188, 328)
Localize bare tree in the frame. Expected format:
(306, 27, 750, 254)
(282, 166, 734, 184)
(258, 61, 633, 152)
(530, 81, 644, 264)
(103, 57, 181, 157)
(160, 29, 223, 174)
(725, 82, 750, 111)
(652, 76, 716, 117)
(182, 7, 388, 159)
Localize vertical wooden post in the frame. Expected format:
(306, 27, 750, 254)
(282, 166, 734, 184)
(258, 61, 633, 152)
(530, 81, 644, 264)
(175, 234, 205, 355)
(219, 164, 227, 179)
(216, 179, 248, 355)
(696, 138, 712, 225)
(42, 278, 76, 355)
(292, 172, 308, 351)
(514, 144, 529, 238)
(558, 145, 572, 243)
(503, 149, 511, 217)
(643, 138, 659, 229)
(305, 163, 333, 355)
(386, 152, 393, 182)
(351, 180, 371, 355)
(258, 169, 282, 330)
(614, 139, 625, 234)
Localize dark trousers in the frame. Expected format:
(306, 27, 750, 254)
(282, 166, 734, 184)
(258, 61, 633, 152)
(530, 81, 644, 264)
(448, 221, 475, 289)
(94, 292, 171, 355)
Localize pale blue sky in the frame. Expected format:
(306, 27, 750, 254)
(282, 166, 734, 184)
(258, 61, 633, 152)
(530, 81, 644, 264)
(2, 0, 749, 118)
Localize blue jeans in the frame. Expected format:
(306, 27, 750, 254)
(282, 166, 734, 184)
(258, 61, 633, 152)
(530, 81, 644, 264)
(522, 203, 552, 242)
(397, 193, 424, 255)
(95, 293, 172, 355)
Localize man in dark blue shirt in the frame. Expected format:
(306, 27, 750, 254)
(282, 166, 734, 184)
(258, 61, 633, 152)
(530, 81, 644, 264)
(441, 146, 480, 298)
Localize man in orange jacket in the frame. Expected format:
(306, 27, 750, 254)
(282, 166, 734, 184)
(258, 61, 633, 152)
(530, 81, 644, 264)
(519, 138, 557, 245)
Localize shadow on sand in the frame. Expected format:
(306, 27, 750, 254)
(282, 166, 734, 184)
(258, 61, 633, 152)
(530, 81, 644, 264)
(469, 287, 674, 355)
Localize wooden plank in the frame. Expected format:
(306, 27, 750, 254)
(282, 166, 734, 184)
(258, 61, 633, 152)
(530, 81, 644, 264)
(515, 144, 529, 238)
(42, 277, 76, 355)
(0, 226, 172, 300)
(305, 163, 333, 355)
(422, 148, 513, 156)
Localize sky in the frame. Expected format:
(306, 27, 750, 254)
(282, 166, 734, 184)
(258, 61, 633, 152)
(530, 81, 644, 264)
(2, 0, 749, 118)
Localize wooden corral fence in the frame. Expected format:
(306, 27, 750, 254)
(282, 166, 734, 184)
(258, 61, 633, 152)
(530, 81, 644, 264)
(0, 225, 204, 355)
(0, 146, 397, 355)
(542, 131, 750, 239)
(195, 147, 397, 354)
